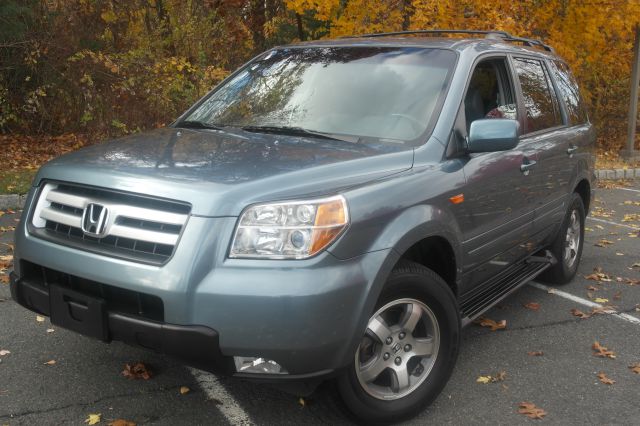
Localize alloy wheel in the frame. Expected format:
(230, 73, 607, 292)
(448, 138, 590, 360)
(355, 298, 440, 400)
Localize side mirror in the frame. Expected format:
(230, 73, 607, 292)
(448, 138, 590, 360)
(467, 119, 519, 153)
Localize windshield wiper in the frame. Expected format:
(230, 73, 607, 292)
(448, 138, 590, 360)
(175, 120, 227, 131)
(241, 125, 359, 143)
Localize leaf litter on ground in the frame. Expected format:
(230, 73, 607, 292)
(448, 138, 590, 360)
(122, 362, 152, 380)
(474, 317, 506, 331)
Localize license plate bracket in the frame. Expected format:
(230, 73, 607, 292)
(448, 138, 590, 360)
(49, 284, 108, 341)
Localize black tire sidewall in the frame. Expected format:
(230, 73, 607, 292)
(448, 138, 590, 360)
(337, 262, 460, 424)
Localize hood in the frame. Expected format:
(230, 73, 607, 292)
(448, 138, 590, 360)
(35, 127, 414, 216)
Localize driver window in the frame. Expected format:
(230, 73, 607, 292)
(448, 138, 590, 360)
(464, 58, 516, 132)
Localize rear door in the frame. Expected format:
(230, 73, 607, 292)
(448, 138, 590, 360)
(511, 56, 573, 244)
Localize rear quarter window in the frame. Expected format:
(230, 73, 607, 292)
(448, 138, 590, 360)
(549, 60, 589, 125)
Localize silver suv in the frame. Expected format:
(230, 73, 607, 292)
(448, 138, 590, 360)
(10, 30, 595, 422)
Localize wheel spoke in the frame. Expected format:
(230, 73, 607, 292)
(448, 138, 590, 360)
(412, 337, 435, 356)
(367, 316, 391, 343)
(359, 358, 388, 383)
(401, 302, 422, 333)
(390, 366, 410, 393)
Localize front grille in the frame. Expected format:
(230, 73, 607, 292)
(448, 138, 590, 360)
(21, 260, 164, 321)
(30, 182, 191, 265)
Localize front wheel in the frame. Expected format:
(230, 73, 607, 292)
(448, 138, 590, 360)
(538, 192, 585, 285)
(338, 261, 460, 423)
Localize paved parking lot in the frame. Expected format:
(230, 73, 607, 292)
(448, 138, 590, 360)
(1, 180, 639, 425)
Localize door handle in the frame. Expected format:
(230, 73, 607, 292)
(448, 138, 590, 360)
(567, 145, 578, 155)
(520, 160, 537, 173)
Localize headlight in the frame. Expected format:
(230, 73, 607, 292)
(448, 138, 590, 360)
(229, 195, 348, 259)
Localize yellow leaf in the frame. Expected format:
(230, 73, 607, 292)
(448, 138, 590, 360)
(476, 376, 492, 384)
(43, 360, 56, 365)
(179, 386, 190, 395)
(85, 413, 101, 425)
(594, 298, 609, 303)
(298, 397, 305, 407)
(100, 10, 117, 23)
(36, 315, 45, 322)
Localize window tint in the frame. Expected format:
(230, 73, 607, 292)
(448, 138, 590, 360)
(513, 58, 562, 133)
(464, 59, 516, 131)
(550, 60, 588, 125)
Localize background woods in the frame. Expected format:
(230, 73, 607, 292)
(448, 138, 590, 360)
(1, 0, 639, 151)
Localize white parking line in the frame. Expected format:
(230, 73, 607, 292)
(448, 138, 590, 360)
(587, 217, 639, 230)
(529, 282, 640, 325)
(613, 187, 640, 194)
(189, 368, 254, 425)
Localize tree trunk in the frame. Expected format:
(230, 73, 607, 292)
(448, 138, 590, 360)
(296, 13, 305, 41)
(249, 0, 266, 52)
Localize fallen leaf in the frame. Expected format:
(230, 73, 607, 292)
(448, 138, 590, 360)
(595, 239, 614, 247)
(594, 297, 609, 304)
(528, 351, 544, 356)
(85, 414, 101, 425)
(179, 386, 190, 395)
(585, 267, 612, 282)
(0, 350, 10, 356)
(518, 402, 547, 420)
(616, 252, 625, 256)
(632, 262, 640, 268)
(474, 317, 507, 331)
(629, 362, 640, 374)
(592, 341, 616, 359)
(121, 362, 152, 380)
(108, 420, 136, 426)
(523, 302, 540, 311)
(46, 328, 55, 333)
(570, 308, 591, 319)
(299, 397, 305, 407)
(587, 285, 599, 292)
(36, 315, 45, 323)
(476, 371, 506, 383)
(597, 372, 615, 385)
(43, 360, 56, 365)
(476, 375, 492, 384)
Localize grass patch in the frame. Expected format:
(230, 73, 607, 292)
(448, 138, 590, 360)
(0, 168, 36, 195)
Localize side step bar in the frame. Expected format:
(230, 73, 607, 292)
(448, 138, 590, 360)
(460, 250, 556, 327)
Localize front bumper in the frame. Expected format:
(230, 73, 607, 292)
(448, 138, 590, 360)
(10, 271, 233, 374)
(13, 189, 398, 377)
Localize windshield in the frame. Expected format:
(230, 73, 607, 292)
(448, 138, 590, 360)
(182, 46, 457, 144)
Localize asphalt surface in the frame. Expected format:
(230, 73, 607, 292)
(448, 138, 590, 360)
(1, 181, 639, 425)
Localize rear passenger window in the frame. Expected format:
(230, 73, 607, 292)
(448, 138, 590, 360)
(550, 60, 588, 125)
(513, 58, 562, 133)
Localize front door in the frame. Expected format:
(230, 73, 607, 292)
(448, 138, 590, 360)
(455, 57, 539, 292)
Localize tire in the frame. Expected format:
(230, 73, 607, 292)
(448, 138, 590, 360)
(538, 192, 585, 285)
(337, 260, 460, 424)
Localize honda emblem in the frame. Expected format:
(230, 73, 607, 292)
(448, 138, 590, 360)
(81, 203, 109, 237)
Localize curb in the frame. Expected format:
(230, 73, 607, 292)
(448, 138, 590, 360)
(595, 168, 640, 180)
(0, 194, 27, 211)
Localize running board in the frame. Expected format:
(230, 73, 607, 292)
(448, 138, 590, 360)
(460, 250, 556, 326)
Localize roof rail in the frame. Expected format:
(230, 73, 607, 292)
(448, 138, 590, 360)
(353, 29, 554, 52)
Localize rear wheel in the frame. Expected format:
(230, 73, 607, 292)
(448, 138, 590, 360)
(338, 261, 460, 423)
(538, 192, 585, 285)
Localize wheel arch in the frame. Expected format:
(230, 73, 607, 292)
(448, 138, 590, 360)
(574, 178, 591, 213)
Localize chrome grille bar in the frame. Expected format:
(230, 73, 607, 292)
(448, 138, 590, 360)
(31, 182, 190, 264)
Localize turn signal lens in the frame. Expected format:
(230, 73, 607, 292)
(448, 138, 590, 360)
(230, 195, 348, 259)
